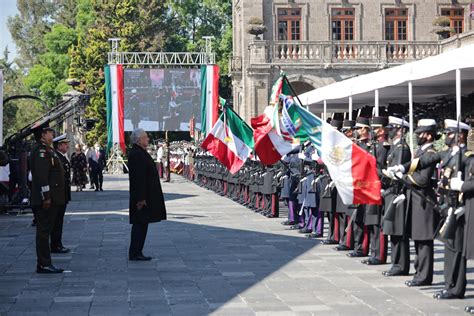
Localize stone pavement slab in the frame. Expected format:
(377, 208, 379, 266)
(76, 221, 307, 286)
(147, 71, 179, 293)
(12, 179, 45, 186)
(0, 174, 474, 315)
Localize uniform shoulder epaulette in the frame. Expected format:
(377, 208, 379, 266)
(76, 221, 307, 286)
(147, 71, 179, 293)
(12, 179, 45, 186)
(465, 151, 474, 157)
(383, 142, 390, 146)
(426, 148, 437, 154)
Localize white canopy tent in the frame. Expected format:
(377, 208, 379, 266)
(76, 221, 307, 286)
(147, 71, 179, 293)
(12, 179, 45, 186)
(299, 44, 474, 153)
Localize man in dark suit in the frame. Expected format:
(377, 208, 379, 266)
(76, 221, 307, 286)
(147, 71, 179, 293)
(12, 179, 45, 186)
(128, 128, 167, 261)
(88, 143, 106, 191)
(51, 134, 71, 253)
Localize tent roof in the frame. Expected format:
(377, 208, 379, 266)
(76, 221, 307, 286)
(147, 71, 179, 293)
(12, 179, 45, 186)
(299, 44, 474, 113)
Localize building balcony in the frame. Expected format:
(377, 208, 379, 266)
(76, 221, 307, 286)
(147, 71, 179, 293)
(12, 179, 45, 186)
(243, 31, 474, 69)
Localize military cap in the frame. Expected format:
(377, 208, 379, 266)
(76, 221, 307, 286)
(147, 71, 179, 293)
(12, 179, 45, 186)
(355, 117, 370, 128)
(371, 116, 388, 128)
(444, 119, 470, 133)
(342, 120, 356, 131)
(414, 118, 437, 134)
(387, 116, 409, 128)
(31, 120, 54, 139)
(53, 133, 70, 144)
(330, 120, 343, 130)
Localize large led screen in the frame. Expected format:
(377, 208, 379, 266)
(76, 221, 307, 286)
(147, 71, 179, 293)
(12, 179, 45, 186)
(124, 68, 201, 131)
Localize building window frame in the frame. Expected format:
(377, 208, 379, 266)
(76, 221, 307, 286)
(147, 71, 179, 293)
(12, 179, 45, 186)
(273, 3, 309, 41)
(380, 4, 414, 41)
(440, 8, 464, 36)
(384, 8, 409, 41)
(331, 8, 355, 41)
(277, 8, 302, 41)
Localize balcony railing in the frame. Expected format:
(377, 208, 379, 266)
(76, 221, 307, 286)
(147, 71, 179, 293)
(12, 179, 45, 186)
(250, 40, 441, 65)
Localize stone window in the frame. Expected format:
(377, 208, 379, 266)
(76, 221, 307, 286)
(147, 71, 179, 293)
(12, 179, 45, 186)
(385, 8, 408, 41)
(331, 8, 355, 41)
(441, 8, 464, 36)
(277, 8, 302, 41)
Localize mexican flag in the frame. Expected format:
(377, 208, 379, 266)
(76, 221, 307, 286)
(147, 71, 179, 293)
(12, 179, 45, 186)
(201, 106, 254, 174)
(251, 105, 300, 165)
(105, 64, 125, 153)
(200, 65, 220, 136)
(269, 73, 292, 105)
(286, 96, 381, 205)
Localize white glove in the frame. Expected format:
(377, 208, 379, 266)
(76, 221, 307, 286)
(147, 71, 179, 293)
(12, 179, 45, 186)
(447, 207, 454, 217)
(393, 194, 405, 205)
(382, 169, 395, 179)
(394, 171, 403, 179)
(298, 153, 306, 160)
(329, 180, 336, 189)
(387, 165, 405, 174)
(450, 174, 464, 191)
(311, 152, 320, 161)
(451, 145, 460, 157)
(454, 207, 465, 217)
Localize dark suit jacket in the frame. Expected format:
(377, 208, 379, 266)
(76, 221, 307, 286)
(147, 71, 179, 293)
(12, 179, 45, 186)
(128, 144, 167, 224)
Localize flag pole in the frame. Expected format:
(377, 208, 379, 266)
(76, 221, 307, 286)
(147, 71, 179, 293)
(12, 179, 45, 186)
(283, 75, 307, 110)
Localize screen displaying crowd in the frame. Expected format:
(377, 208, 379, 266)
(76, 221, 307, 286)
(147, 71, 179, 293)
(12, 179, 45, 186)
(123, 68, 202, 132)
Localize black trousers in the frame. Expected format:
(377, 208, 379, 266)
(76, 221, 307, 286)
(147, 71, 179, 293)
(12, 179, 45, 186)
(51, 204, 67, 249)
(36, 205, 59, 267)
(413, 240, 434, 284)
(337, 212, 348, 246)
(129, 223, 149, 258)
(353, 213, 366, 254)
(444, 246, 466, 297)
(326, 211, 336, 241)
(389, 235, 410, 274)
(369, 225, 388, 263)
(92, 168, 103, 189)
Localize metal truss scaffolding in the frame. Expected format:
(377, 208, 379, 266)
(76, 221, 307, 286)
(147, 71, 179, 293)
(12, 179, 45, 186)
(107, 37, 215, 65)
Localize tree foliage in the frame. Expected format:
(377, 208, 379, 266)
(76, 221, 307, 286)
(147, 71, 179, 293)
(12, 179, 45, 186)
(4, 0, 234, 143)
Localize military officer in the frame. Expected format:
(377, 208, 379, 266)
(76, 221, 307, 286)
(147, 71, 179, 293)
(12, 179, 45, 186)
(393, 119, 440, 287)
(382, 116, 412, 277)
(451, 127, 474, 313)
(334, 119, 356, 251)
(321, 120, 343, 245)
(50, 134, 71, 254)
(30, 122, 66, 274)
(347, 117, 371, 257)
(401, 119, 469, 298)
(362, 117, 390, 265)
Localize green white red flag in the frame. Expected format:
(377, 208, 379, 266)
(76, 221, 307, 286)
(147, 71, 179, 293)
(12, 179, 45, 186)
(201, 107, 254, 174)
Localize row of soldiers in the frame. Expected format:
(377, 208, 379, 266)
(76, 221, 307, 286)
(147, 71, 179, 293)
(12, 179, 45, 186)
(193, 114, 474, 312)
(194, 154, 281, 218)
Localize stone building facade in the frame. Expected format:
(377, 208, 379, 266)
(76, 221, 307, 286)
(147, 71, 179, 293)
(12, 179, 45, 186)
(231, 0, 474, 121)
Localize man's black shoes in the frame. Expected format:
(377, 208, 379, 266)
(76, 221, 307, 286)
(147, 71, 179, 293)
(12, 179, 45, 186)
(51, 246, 70, 254)
(129, 254, 152, 261)
(36, 265, 64, 274)
(433, 290, 463, 300)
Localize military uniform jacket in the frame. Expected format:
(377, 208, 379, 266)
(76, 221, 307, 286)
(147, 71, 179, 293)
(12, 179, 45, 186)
(304, 172, 319, 208)
(461, 152, 474, 259)
(366, 141, 389, 225)
(262, 168, 275, 195)
(56, 150, 71, 203)
(382, 139, 412, 236)
(318, 169, 334, 213)
(30, 142, 66, 206)
(438, 147, 466, 252)
(405, 143, 440, 240)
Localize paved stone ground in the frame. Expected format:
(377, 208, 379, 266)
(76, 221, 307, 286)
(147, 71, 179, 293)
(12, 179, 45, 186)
(1, 174, 474, 315)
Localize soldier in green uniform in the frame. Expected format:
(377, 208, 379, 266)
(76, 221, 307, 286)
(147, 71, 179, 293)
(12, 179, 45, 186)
(30, 122, 66, 273)
(51, 134, 71, 254)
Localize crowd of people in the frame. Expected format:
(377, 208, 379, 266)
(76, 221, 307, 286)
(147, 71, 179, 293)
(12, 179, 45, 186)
(192, 114, 474, 313)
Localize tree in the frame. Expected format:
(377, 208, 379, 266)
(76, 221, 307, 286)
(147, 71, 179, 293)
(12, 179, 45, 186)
(72, 0, 169, 146)
(7, 0, 56, 67)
